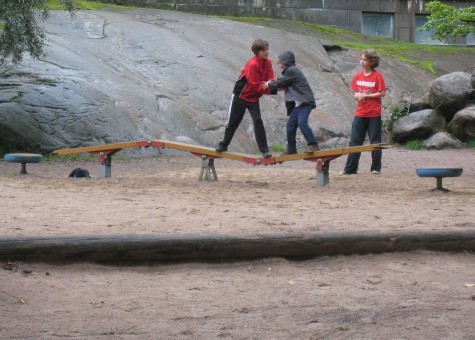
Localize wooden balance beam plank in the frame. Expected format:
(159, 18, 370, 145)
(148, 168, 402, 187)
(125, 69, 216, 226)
(53, 140, 387, 186)
(52, 141, 152, 155)
(151, 140, 387, 164)
(150, 140, 259, 163)
(271, 144, 386, 163)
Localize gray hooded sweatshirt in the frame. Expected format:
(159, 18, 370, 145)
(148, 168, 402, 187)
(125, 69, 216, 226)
(267, 50, 316, 109)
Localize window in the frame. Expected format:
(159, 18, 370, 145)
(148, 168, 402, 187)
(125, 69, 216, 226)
(362, 13, 394, 38)
(415, 15, 445, 45)
(467, 33, 475, 46)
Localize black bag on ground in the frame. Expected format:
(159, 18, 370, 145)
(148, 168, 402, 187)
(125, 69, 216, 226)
(68, 168, 91, 178)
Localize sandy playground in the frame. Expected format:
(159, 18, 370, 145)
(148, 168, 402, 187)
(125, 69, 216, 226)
(1, 147, 475, 338)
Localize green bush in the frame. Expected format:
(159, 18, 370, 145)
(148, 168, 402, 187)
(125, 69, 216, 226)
(467, 139, 475, 149)
(404, 139, 425, 150)
(44, 153, 97, 162)
(384, 99, 411, 127)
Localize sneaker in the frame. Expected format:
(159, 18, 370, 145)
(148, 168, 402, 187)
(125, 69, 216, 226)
(304, 144, 320, 153)
(215, 143, 228, 152)
(339, 170, 355, 175)
(262, 151, 272, 159)
(280, 150, 297, 156)
(371, 170, 381, 175)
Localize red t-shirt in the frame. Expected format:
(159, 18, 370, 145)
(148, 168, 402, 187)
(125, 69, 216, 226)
(351, 70, 386, 118)
(237, 56, 275, 103)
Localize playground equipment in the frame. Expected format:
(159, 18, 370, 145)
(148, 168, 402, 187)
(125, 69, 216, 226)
(53, 140, 387, 187)
(416, 168, 463, 192)
(4, 153, 43, 175)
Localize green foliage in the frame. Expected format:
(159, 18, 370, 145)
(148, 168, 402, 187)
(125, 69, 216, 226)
(467, 139, 475, 149)
(298, 21, 354, 37)
(384, 100, 411, 127)
(216, 15, 475, 75)
(46, 1, 130, 11)
(404, 139, 425, 150)
(0, 0, 74, 65)
(270, 144, 286, 152)
(217, 16, 273, 23)
(330, 40, 445, 75)
(44, 153, 98, 162)
(419, 1, 475, 41)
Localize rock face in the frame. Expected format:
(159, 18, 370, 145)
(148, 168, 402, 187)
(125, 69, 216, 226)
(0, 8, 439, 154)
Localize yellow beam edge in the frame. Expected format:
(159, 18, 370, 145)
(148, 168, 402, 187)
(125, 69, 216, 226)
(53, 141, 147, 155)
(154, 140, 254, 162)
(273, 144, 389, 162)
(53, 140, 389, 162)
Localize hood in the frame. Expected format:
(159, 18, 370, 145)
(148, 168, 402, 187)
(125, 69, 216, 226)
(278, 50, 295, 68)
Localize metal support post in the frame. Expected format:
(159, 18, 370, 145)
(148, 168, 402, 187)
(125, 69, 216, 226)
(316, 158, 330, 187)
(199, 155, 218, 181)
(99, 152, 112, 178)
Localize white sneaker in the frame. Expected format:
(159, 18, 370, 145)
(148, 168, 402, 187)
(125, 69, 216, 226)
(371, 170, 381, 175)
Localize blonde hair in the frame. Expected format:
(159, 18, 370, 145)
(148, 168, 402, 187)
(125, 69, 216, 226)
(361, 49, 380, 69)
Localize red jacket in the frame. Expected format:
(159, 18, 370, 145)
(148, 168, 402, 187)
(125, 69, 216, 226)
(233, 56, 275, 103)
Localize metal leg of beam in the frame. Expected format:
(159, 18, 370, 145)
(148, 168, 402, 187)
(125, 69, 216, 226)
(199, 155, 218, 181)
(100, 153, 112, 178)
(209, 158, 218, 181)
(316, 159, 330, 187)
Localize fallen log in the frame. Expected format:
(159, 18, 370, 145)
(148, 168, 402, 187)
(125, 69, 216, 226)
(1, 231, 474, 264)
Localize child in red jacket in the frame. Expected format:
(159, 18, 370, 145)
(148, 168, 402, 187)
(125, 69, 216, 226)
(216, 39, 275, 159)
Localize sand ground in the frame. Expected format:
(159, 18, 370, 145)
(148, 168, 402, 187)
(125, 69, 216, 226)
(1, 147, 475, 339)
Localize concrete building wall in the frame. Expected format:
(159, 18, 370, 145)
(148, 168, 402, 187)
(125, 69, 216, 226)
(120, 0, 473, 43)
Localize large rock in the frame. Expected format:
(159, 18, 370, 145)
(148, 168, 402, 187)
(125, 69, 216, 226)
(423, 132, 464, 150)
(447, 106, 475, 142)
(471, 70, 475, 100)
(0, 9, 433, 154)
(428, 72, 472, 121)
(409, 95, 431, 113)
(390, 109, 446, 144)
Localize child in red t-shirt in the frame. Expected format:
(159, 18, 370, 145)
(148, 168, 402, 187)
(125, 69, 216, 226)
(340, 49, 386, 175)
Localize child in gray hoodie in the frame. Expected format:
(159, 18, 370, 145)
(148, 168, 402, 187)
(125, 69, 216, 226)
(263, 50, 320, 154)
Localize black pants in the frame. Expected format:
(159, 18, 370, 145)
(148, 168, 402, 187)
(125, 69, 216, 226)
(221, 96, 269, 153)
(344, 116, 382, 173)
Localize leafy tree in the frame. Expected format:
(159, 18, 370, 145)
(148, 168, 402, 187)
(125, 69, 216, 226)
(0, 0, 74, 66)
(419, 1, 475, 41)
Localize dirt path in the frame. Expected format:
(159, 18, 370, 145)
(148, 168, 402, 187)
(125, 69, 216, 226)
(1, 147, 475, 338)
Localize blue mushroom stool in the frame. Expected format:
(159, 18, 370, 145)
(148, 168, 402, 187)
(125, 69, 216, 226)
(4, 153, 44, 175)
(416, 168, 463, 192)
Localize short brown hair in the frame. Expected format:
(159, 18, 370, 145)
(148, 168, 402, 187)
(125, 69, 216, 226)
(251, 39, 269, 55)
(361, 49, 380, 69)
